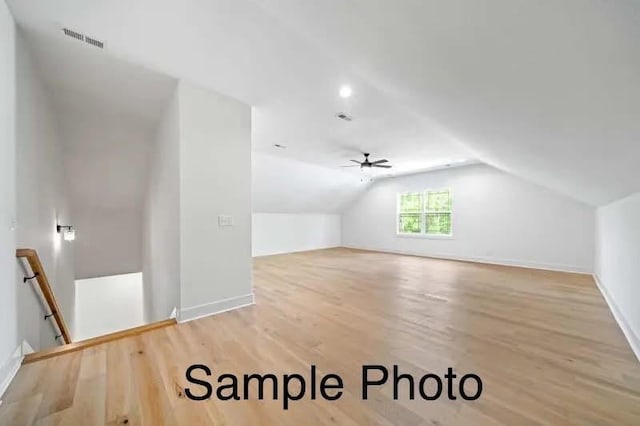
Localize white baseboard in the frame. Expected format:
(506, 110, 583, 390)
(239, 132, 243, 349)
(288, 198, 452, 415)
(253, 245, 341, 258)
(593, 274, 640, 363)
(342, 245, 592, 274)
(0, 340, 31, 402)
(178, 293, 255, 323)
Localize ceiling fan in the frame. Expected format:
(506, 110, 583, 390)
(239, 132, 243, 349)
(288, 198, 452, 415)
(341, 153, 392, 169)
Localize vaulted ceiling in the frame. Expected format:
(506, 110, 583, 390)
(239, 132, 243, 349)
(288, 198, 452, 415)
(8, 0, 640, 206)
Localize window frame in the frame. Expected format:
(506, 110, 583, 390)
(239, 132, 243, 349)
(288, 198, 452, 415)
(396, 188, 454, 239)
(396, 192, 424, 235)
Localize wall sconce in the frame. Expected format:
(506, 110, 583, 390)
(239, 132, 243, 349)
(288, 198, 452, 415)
(56, 225, 76, 241)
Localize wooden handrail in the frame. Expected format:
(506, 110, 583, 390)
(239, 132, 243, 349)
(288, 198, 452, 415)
(16, 248, 72, 345)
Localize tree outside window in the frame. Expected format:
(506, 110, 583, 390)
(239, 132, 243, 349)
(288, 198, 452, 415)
(398, 189, 452, 236)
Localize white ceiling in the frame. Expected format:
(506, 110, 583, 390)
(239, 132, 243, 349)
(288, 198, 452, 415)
(8, 0, 640, 205)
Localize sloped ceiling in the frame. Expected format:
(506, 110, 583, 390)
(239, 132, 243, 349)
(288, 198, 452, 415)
(253, 152, 368, 213)
(8, 0, 640, 206)
(23, 30, 177, 214)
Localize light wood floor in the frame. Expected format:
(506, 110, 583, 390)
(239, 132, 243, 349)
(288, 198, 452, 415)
(1, 248, 639, 425)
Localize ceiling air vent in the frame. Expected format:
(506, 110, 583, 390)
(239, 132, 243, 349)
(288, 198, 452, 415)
(85, 36, 104, 49)
(335, 112, 353, 122)
(63, 28, 84, 41)
(62, 28, 104, 49)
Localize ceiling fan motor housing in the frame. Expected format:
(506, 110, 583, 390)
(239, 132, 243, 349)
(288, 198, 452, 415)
(343, 153, 391, 169)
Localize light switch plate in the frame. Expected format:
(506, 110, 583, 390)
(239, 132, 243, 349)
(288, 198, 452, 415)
(218, 215, 233, 227)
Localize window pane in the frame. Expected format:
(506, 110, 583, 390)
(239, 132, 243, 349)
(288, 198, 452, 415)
(399, 193, 423, 213)
(426, 189, 451, 212)
(399, 214, 422, 233)
(426, 213, 451, 235)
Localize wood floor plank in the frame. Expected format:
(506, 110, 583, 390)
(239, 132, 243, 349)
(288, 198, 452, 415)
(104, 337, 142, 425)
(128, 336, 178, 425)
(1, 248, 639, 425)
(34, 351, 82, 420)
(0, 394, 43, 426)
(57, 375, 106, 425)
(0, 360, 47, 404)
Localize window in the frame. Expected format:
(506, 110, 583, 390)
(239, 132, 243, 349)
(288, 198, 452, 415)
(398, 189, 452, 236)
(398, 192, 423, 234)
(425, 189, 452, 235)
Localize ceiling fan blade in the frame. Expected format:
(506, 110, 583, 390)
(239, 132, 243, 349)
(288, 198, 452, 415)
(340, 165, 360, 167)
(373, 164, 392, 168)
(370, 159, 388, 164)
(350, 160, 362, 164)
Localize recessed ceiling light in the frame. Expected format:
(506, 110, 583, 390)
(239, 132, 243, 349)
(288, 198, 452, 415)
(339, 85, 353, 98)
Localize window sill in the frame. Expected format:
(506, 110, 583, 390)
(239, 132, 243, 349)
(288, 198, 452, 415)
(396, 233, 454, 240)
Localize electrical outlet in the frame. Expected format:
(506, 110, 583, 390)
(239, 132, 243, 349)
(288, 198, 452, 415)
(218, 215, 233, 227)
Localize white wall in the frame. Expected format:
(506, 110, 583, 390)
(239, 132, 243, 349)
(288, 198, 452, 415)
(252, 213, 341, 256)
(253, 152, 367, 213)
(178, 81, 253, 321)
(251, 152, 361, 258)
(595, 191, 640, 359)
(73, 205, 143, 279)
(62, 115, 153, 280)
(74, 272, 145, 341)
(15, 33, 75, 349)
(343, 164, 595, 272)
(142, 87, 180, 322)
(0, 0, 18, 397)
